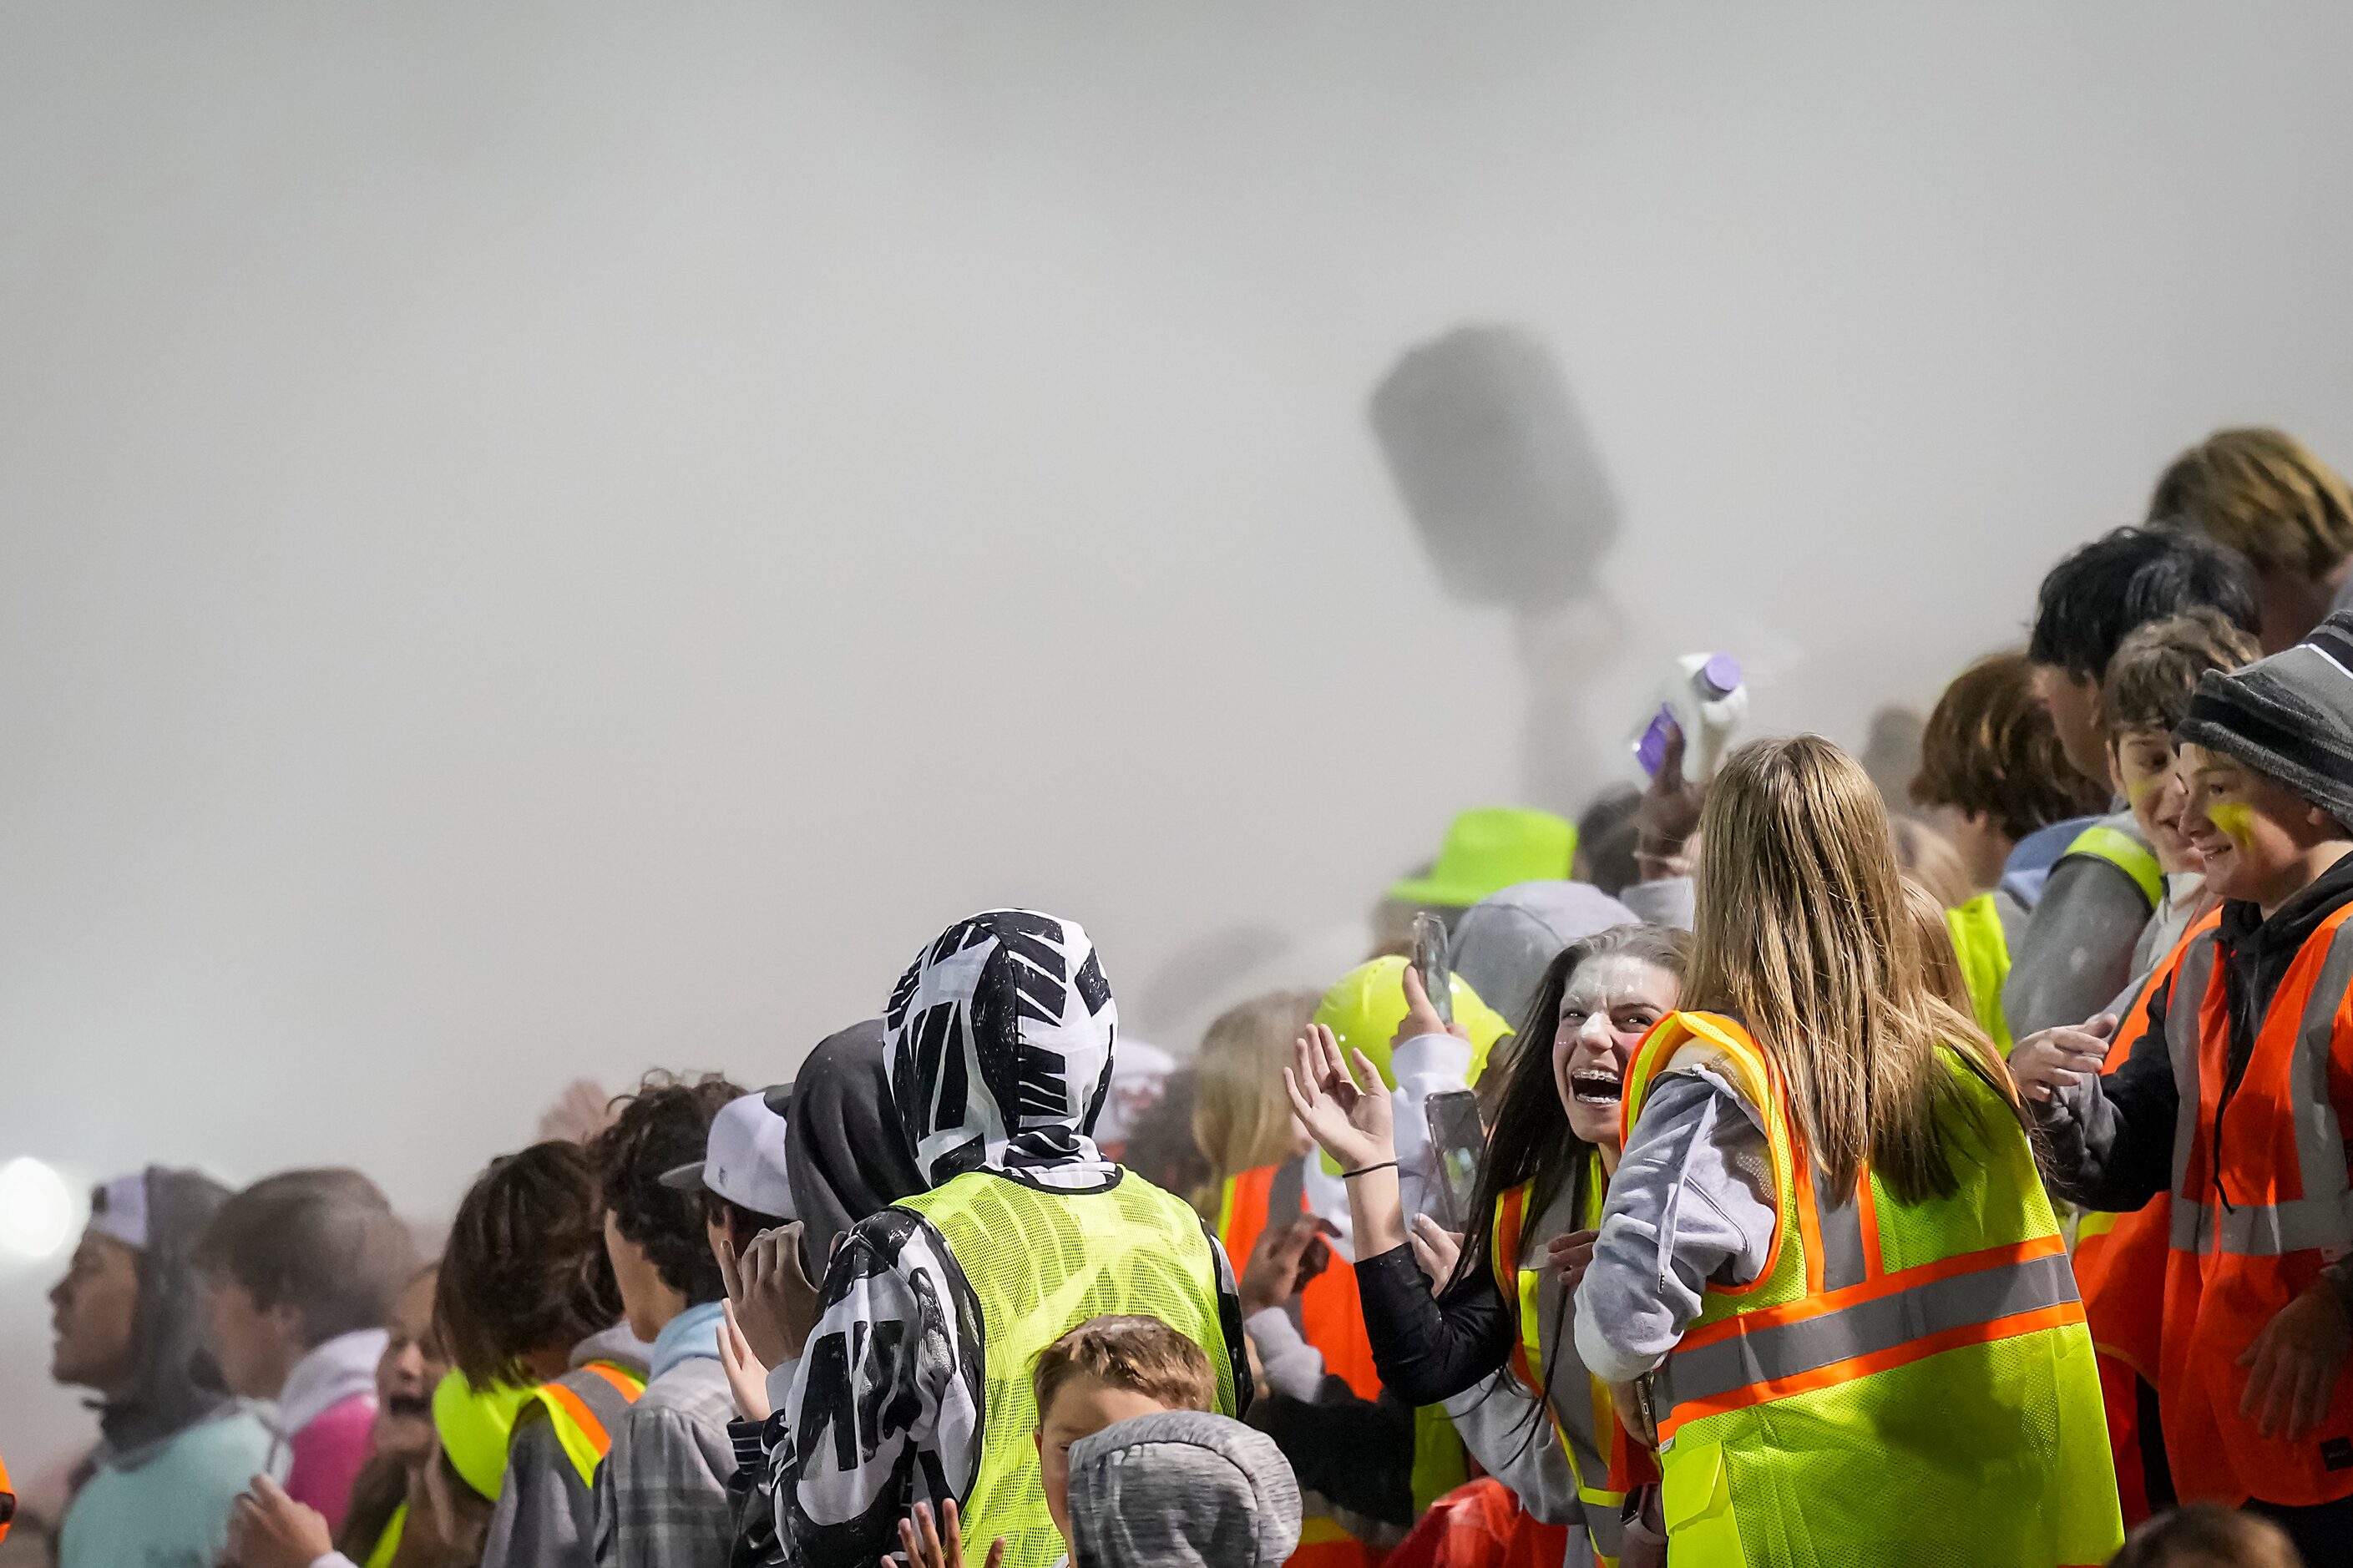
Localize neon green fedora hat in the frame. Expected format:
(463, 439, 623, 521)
(1387, 806, 1577, 908)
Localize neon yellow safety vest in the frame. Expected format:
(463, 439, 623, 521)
(1944, 892, 2013, 1050)
(895, 1169, 1239, 1568)
(2063, 821, 2164, 910)
(1620, 1013, 2122, 1567)
(363, 1503, 404, 1568)
(519, 1360, 645, 1488)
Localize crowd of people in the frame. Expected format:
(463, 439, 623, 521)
(15, 423, 2353, 1567)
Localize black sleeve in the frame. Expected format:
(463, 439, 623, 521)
(1353, 1244, 1516, 1405)
(2032, 969, 2183, 1211)
(1252, 1383, 1417, 1526)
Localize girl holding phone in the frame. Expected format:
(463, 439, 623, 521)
(1287, 923, 1689, 1566)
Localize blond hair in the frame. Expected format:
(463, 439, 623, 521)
(1190, 989, 1319, 1199)
(1902, 878, 1973, 1017)
(1031, 1314, 1215, 1424)
(1688, 736, 2017, 1201)
(2151, 427, 2353, 578)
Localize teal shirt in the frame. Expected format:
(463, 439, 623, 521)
(59, 1404, 280, 1568)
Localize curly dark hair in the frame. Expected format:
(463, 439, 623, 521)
(435, 1141, 625, 1387)
(586, 1072, 742, 1307)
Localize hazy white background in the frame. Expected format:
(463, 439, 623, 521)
(5, 1, 2350, 1475)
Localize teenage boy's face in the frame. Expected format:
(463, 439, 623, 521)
(1035, 1373, 1176, 1549)
(2032, 665, 2113, 787)
(203, 1272, 303, 1400)
(2113, 727, 2194, 874)
(2182, 745, 2345, 908)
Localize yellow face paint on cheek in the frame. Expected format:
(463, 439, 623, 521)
(2123, 772, 2156, 807)
(2208, 801, 2259, 850)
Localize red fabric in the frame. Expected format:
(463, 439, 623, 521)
(284, 1392, 377, 1530)
(1384, 1478, 1571, 1568)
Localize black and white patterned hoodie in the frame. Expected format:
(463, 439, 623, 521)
(761, 910, 1248, 1567)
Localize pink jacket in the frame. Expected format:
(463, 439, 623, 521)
(276, 1329, 387, 1530)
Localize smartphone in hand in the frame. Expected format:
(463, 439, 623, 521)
(1411, 910, 1455, 1026)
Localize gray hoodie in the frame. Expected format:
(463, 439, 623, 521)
(1067, 1411, 1302, 1568)
(1451, 881, 1640, 1029)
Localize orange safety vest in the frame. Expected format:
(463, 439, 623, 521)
(2157, 901, 2353, 1506)
(1490, 1159, 1654, 1567)
(1217, 1160, 1380, 1568)
(2070, 908, 2219, 1525)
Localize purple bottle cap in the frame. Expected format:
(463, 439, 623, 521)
(1698, 655, 1741, 699)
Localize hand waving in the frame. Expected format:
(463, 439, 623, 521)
(1283, 1023, 1394, 1174)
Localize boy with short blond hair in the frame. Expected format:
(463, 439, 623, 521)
(894, 1315, 1217, 1568)
(2017, 609, 2353, 1559)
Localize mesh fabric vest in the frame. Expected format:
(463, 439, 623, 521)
(896, 1169, 1237, 1568)
(1943, 892, 2013, 1050)
(1619, 1012, 2122, 1567)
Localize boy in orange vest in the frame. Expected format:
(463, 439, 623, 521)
(2016, 609, 2353, 1563)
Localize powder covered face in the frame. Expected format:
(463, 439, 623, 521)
(1551, 953, 1682, 1150)
(2183, 745, 2339, 908)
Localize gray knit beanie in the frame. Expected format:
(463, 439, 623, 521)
(2175, 609, 2353, 830)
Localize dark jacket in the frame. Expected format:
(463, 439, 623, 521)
(2035, 853, 2353, 1211)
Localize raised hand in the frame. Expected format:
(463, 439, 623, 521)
(892, 1498, 1005, 1568)
(1283, 1023, 1393, 1174)
(719, 1221, 822, 1369)
(1240, 1216, 1338, 1315)
(718, 1298, 774, 1421)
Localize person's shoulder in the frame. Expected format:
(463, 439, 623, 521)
(170, 1402, 278, 1467)
(631, 1357, 736, 1424)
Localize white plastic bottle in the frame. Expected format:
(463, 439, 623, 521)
(1633, 653, 1748, 781)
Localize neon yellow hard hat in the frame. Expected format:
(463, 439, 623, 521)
(433, 1369, 534, 1502)
(1312, 955, 1510, 1090)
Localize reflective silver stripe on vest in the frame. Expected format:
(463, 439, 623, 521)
(2170, 920, 2353, 1259)
(1813, 1177, 1870, 1293)
(1526, 1161, 1623, 1560)
(1579, 1492, 1622, 1559)
(2165, 932, 2218, 1214)
(1655, 1250, 2081, 1413)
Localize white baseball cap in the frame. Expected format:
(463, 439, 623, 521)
(659, 1090, 797, 1221)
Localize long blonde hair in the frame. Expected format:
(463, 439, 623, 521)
(1191, 989, 1321, 1200)
(1687, 735, 2017, 1202)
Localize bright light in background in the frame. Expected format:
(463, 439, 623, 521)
(0, 1157, 76, 1259)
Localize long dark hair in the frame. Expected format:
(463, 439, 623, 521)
(1448, 923, 1690, 1294)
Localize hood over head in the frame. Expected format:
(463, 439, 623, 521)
(780, 1018, 926, 1267)
(883, 910, 1118, 1187)
(1068, 1409, 1303, 1568)
(1452, 880, 1639, 1029)
(97, 1166, 237, 1454)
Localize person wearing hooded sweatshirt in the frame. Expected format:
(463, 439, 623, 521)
(1065, 1410, 1303, 1568)
(780, 1018, 926, 1274)
(755, 910, 1251, 1568)
(2017, 609, 2353, 1565)
(48, 1166, 278, 1568)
